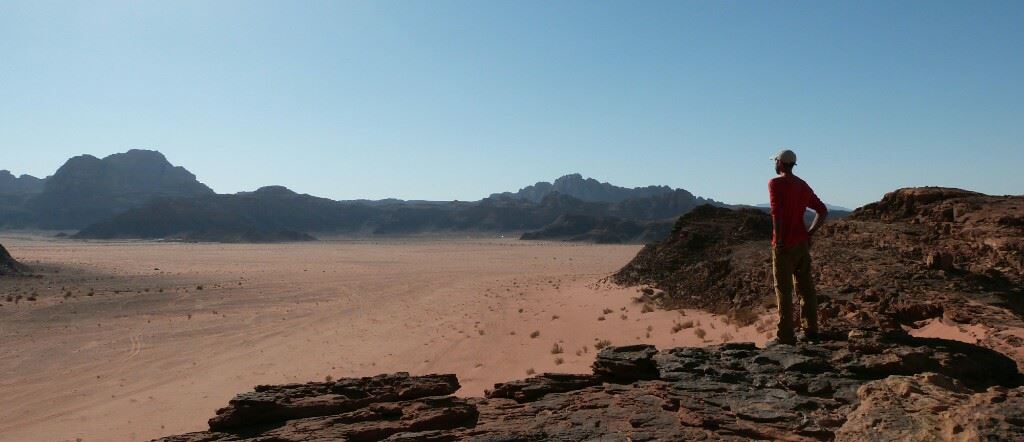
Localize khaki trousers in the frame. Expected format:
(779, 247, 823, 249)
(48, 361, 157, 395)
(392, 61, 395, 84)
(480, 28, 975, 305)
(772, 240, 818, 342)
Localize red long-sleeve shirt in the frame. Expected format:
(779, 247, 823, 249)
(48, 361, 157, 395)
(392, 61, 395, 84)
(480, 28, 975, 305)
(769, 175, 827, 247)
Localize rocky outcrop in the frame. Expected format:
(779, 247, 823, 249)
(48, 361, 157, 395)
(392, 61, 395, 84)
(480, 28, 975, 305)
(0, 244, 28, 276)
(612, 204, 775, 315)
(206, 373, 463, 432)
(835, 372, 1024, 441)
(613, 189, 1024, 365)
(849, 187, 1024, 278)
(0, 243, 29, 275)
(157, 330, 1023, 441)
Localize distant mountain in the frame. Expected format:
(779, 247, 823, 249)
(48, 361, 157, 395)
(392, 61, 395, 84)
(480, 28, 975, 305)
(76, 187, 596, 240)
(26, 149, 214, 229)
(4, 150, 732, 242)
(75, 186, 361, 241)
(0, 171, 46, 195)
(75, 182, 717, 242)
(0, 171, 47, 227)
(491, 173, 677, 203)
(517, 188, 728, 244)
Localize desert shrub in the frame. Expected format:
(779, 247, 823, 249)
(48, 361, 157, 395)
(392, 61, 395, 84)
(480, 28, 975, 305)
(672, 320, 694, 333)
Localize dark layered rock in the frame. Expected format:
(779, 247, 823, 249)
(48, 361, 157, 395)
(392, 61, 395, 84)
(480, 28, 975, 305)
(486, 373, 602, 403)
(157, 330, 1023, 441)
(0, 243, 29, 275)
(206, 373, 461, 432)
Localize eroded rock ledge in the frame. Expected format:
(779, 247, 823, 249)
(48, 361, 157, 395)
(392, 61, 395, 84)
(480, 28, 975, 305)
(158, 329, 1023, 442)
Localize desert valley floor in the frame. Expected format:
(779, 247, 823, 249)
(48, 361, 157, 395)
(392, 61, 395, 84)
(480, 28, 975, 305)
(0, 235, 775, 442)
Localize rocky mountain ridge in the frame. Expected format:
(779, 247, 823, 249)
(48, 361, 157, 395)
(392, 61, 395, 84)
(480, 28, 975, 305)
(2, 150, 723, 242)
(489, 173, 687, 204)
(72, 180, 723, 243)
(0, 149, 215, 229)
(0, 170, 46, 195)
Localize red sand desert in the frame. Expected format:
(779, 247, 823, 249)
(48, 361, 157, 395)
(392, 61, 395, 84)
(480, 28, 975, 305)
(0, 235, 771, 442)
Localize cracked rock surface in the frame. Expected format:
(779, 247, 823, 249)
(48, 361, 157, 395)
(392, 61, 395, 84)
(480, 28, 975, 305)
(158, 329, 1023, 441)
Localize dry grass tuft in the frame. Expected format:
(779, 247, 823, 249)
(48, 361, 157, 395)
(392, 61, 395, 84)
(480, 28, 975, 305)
(551, 343, 564, 354)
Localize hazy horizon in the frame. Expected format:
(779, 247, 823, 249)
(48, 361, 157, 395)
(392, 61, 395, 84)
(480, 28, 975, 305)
(3, 1, 1022, 208)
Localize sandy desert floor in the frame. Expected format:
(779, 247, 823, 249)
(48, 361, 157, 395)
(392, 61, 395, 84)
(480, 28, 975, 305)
(0, 234, 774, 442)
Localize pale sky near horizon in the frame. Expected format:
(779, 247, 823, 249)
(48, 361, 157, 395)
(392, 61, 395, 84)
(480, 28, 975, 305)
(1, 1, 1022, 209)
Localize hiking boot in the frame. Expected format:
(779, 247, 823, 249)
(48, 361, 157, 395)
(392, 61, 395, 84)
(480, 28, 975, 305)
(798, 331, 821, 343)
(766, 337, 796, 347)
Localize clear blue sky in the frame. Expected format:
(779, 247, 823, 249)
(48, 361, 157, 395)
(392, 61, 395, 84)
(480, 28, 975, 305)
(2, 1, 1022, 208)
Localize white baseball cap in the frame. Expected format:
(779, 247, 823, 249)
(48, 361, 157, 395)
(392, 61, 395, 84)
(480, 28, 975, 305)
(770, 149, 797, 164)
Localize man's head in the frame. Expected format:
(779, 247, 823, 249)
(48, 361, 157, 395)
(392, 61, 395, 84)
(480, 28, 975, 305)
(771, 149, 797, 175)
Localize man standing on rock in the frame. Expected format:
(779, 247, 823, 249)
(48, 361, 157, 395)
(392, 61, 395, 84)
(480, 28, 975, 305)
(769, 149, 828, 345)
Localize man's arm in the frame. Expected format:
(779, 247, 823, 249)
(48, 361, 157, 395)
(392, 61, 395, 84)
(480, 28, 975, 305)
(769, 180, 783, 247)
(807, 189, 828, 238)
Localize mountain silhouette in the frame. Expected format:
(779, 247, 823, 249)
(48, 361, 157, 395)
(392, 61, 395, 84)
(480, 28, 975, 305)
(26, 149, 213, 229)
(0, 171, 46, 195)
(490, 173, 678, 203)
(3, 150, 732, 242)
